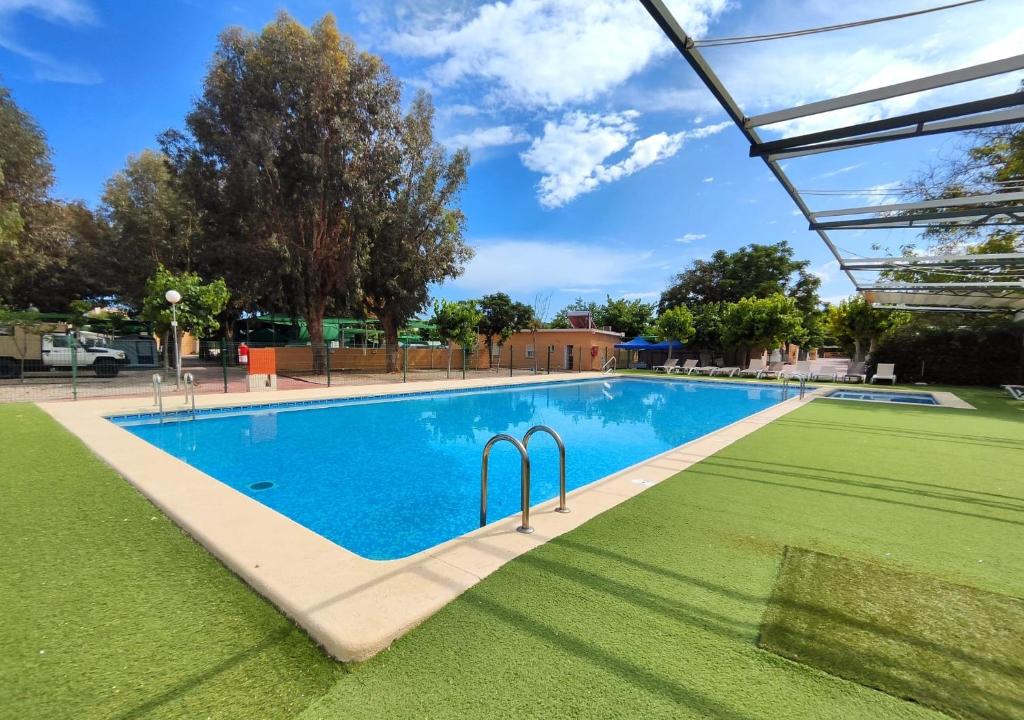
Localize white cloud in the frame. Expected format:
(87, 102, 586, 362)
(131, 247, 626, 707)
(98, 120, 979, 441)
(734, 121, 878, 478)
(702, 176, 714, 183)
(844, 181, 905, 206)
(622, 290, 661, 300)
(0, 0, 99, 83)
(0, 0, 95, 24)
(816, 163, 863, 179)
(389, 0, 729, 108)
(676, 233, 706, 243)
(443, 125, 531, 152)
(521, 112, 729, 207)
(451, 239, 657, 293)
(811, 260, 840, 283)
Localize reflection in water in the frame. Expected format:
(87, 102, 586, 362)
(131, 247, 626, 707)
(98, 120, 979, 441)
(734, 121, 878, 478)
(123, 378, 785, 560)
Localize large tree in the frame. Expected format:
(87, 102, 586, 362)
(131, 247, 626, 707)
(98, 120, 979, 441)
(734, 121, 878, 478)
(432, 298, 482, 375)
(659, 241, 820, 312)
(655, 305, 695, 361)
(601, 295, 655, 338)
(169, 13, 400, 367)
(827, 296, 907, 362)
(360, 92, 472, 372)
(479, 292, 533, 360)
(99, 150, 196, 308)
(722, 294, 804, 364)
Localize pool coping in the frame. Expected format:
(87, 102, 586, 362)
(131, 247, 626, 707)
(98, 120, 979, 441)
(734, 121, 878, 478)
(39, 372, 826, 662)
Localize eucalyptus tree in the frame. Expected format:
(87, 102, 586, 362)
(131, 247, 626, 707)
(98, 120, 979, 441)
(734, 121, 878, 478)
(359, 91, 472, 372)
(167, 13, 400, 368)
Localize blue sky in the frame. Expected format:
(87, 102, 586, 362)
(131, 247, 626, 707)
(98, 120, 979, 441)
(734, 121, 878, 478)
(2, 0, 1022, 316)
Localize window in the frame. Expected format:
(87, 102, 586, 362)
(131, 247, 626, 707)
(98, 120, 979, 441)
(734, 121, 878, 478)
(525, 344, 535, 359)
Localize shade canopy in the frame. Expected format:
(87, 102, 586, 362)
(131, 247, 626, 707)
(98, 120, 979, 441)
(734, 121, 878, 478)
(648, 340, 685, 351)
(614, 336, 657, 350)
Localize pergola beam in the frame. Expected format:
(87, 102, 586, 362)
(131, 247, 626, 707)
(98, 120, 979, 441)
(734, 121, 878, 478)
(861, 282, 1024, 290)
(746, 54, 1024, 128)
(766, 106, 1024, 160)
(841, 252, 1024, 270)
(812, 191, 1024, 219)
(811, 205, 1024, 230)
(752, 92, 1024, 158)
(870, 303, 1001, 313)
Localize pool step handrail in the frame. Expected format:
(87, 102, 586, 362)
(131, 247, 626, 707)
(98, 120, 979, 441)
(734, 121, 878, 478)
(152, 373, 164, 423)
(523, 425, 569, 514)
(601, 356, 616, 374)
(183, 372, 197, 419)
(480, 434, 533, 533)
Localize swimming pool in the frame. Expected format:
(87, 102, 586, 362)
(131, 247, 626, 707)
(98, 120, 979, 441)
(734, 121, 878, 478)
(826, 389, 938, 405)
(113, 377, 788, 560)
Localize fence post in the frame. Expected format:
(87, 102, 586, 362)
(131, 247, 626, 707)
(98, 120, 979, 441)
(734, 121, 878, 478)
(325, 344, 332, 387)
(70, 329, 78, 401)
(447, 346, 452, 380)
(547, 346, 552, 374)
(462, 347, 468, 380)
(403, 345, 408, 383)
(220, 338, 228, 393)
(509, 345, 513, 377)
(578, 346, 583, 373)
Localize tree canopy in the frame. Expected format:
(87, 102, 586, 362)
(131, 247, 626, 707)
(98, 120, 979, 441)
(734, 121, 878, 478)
(655, 305, 695, 360)
(827, 296, 908, 362)
(722, 294, 804, 361)
(479, 292, 534, 356)
(140, 265, 229, 338)
(659, 241, 820, 313)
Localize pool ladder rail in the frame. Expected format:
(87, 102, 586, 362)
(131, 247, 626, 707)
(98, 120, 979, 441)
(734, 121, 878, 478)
(480, 425, 568, 534)
(601, 356, 617, 374)
(152, 372, 197, 422)
(781, 374, 807, 400)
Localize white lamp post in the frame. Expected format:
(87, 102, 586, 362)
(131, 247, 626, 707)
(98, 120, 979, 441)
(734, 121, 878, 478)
(165, 289, 182, 388)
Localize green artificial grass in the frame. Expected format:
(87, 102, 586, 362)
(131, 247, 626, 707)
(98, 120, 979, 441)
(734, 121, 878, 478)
(2, 387, 1022, 719)
(760, 547, 1024, 720)
(0, 405, 342, 720)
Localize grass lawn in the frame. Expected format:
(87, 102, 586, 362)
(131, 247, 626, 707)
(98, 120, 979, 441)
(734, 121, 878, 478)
(2, 386, 1021, 719)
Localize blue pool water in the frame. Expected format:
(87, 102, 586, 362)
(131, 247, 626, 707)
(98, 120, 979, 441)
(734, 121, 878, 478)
(114, 378, 786, 559)
(826, 389, 938, 405)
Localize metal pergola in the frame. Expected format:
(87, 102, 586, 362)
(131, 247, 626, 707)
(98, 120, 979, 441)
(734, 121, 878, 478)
(640, 0, 1024, 314)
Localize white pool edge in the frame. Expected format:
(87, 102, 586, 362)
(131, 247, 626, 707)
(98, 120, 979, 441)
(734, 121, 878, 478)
(40, 373, 823, 662)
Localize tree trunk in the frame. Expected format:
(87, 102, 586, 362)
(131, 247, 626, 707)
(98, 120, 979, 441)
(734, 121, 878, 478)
(867, 336, 879, 361)
(382, 312, 400, 373)
(306, 305, 327, 375)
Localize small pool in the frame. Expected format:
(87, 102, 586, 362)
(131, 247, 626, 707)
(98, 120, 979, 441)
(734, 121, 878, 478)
(111, 377, 789, 559)
(826, 389, 938, 405)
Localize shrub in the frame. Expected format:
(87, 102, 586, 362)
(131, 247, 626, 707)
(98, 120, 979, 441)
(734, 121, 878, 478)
(872, 317, 1022, 386)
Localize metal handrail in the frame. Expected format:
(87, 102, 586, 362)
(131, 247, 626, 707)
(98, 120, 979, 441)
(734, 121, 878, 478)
(480, 434, 533, 533)
(601, 356, 617, 374)
(183, 372, 196, 419)
(523, 425, 569, 514)
(152, 373, 164, 423)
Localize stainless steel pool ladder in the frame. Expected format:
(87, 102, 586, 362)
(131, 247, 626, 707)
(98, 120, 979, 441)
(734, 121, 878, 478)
(152, 373, 164, 423)
(780, 375, 807, 400)
(183, 372, 196, 419)
(480, 425, 568, 533)
(601, 356, 616, 374)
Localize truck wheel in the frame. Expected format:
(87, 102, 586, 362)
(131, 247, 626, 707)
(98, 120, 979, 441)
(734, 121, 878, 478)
(0, 358, 19, 379)
(94, 359, 119, 378)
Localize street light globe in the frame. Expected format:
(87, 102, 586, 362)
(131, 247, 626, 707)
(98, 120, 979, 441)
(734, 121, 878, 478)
(165, 289, 182, 305)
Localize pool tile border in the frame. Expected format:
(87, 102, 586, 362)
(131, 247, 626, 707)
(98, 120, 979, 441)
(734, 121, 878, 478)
(39, 373, 825, 662)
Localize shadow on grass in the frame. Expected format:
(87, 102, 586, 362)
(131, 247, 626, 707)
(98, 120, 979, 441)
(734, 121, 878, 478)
(773, 417, 1024, 452)
(116, 628, 293, 720)
(691, 467, 1024, 528)
(702, 457, 1024, 514)
(550, 538, 1023, 677)
(466, 592, 758, 720)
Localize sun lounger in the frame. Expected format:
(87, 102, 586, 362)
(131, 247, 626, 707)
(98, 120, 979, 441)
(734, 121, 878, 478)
(808, 362, 837, 382)
(671, 359, 700, 375)
(870, 363, 897, 384)
(709, 366, 740, 377)
(842, 361, 866, 383)
(1001, 385, 1024, 400)
(738, 359, 765, 378)
(653, 358, 678, 373)
(781, 360, 812, 380)
(759, 361, 786, 379)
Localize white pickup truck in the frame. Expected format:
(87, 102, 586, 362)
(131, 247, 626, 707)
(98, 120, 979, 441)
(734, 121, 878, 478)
(0, 325, 127, 378)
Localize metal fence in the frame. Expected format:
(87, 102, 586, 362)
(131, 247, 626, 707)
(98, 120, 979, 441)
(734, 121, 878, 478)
(0, 336, 596, 404)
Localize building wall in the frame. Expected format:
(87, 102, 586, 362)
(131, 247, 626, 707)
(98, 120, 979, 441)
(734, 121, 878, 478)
(501, 329, 623, 371)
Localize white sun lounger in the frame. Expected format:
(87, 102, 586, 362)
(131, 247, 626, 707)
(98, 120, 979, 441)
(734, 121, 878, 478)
(781, 360, 812, 380)
(1001, 385, 1024, 400)
(738, 359, 766, 378)
(808, 363, 838, 382)
(759, 361, 786, 379)
(653, 358, 678, 373)
(671, 359, 700, 375)
(709, 366, 740, 377)
(870, 363, 897, 384)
